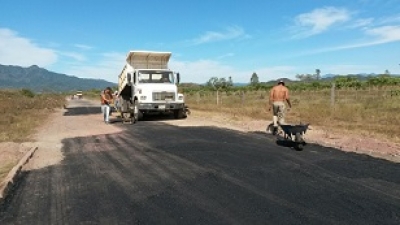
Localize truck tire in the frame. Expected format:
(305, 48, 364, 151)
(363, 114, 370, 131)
(122, 112, 134, 124)
(174, 109, 184, 119)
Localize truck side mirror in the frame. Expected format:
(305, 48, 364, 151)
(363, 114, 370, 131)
(177, 73, 180, 84)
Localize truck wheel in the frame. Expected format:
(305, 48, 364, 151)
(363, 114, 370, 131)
(294, 133, 305, 151)
(295, 143, 304, 151)
(122, 112, 134, 124)
(174, 109, 184, 119)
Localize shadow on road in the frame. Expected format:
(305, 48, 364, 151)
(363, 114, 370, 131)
(108, 113, 185, 124)
(63, 106, 101, 116)
(250, 130, 307, 151)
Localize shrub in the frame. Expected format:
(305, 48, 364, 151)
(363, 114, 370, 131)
(20, 89, 35, 98)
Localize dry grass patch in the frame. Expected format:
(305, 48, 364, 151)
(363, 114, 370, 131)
(0, 89, 66, 142)
(0, 89, 66, 182)
(185, 88, 400, 143)
(0, 163, 14, 182)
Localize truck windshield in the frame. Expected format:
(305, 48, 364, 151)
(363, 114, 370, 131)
(138, 71, 174, 84)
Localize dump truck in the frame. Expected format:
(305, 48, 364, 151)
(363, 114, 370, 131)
(76, 91, 83, 99)
(116, 51, 186, 123)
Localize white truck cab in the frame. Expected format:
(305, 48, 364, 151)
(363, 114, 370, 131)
(117, 51, 185, 123)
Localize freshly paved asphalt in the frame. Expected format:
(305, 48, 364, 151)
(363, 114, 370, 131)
(1, 100, 399, 225)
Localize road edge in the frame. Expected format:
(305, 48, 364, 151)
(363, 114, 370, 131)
(0, 146, 38, 205)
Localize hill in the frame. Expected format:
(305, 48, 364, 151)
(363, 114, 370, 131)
(0, 64, 116, 92)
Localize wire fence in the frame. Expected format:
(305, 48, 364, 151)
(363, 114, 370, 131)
(184, 86, 400, 141)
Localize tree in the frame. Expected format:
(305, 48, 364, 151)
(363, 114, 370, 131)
(206, 77, 219, 88)
(315, 69, 321, 80)
(228, 76, 233, 87)
(250, 72, 259, 85)
(296, 74, 315, 82)
(206, 77, 232, 90)
(384, 69, 390, 75)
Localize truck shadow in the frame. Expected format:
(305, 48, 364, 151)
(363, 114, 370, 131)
(111, 113, 182, 124)
(141, 113, 178, 121)
(63, 106, 101, 116)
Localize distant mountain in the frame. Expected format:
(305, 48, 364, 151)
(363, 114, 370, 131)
(0, 64, 117, 92)
(233, 82, 248, 87)
(321, 72, 400, 79)
(262, 78, 294, 85)
(322, 74, 337, 78)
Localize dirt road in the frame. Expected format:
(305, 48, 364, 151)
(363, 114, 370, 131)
(0, 99, 399, 224)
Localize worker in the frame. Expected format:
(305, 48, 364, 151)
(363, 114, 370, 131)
(269, 80, 292, 134)
(100, 87, 114, 124)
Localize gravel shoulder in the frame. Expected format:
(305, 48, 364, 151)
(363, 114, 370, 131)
(0, 99, 123, 193)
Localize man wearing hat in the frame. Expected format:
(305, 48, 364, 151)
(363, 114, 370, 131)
(269, 80, 292, 133)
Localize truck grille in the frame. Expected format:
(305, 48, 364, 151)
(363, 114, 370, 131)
(153, 92, 175, 101)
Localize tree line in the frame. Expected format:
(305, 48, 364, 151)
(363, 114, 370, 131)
(180, 70, 400, 93)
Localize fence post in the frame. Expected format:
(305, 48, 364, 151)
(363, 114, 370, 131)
(216, 90, 219, 105)
(241, 91, 245, 105)
(331, 82, 335, 107)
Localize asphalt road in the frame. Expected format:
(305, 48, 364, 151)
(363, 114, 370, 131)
(1, 99, 400, 225)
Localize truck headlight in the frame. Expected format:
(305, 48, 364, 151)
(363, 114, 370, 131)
(140, 96, 147, 100)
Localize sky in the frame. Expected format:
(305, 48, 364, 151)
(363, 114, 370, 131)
(1, 0, 400, 84)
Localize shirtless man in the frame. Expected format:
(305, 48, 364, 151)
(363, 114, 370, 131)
(269, 80, 292, 130)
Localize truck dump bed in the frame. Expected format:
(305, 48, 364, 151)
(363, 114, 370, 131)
(126, 51, 171, 69)
(118, 51, 172, 93)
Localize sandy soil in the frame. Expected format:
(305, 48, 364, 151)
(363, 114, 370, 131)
(0, 100, 124, 177)
(1, 100, 399, 182)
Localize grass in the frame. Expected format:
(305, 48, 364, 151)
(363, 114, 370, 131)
(185, 87, 400, 143)
(0, 162, 14, 182)
(0, 89, 67, 142)
(0, 89, 66, 183)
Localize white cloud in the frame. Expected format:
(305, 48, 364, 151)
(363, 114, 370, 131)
(170, 59, 236, 83)
(216, 53, 235, 59)
(0, 28, 57, 66)
(292, 7, 351, 38)
(366, 25, 400, 42)
(377, 15, 400, 25)
(59, 51, 87, 61)
(74, 44, 93, 50)
(255, 66, 296, 81)
(170, 59, 295, 83)
(190, 26, 250, 45)
(62, 52, 125, 82)
(302, 25, 400, 54)
(348, 18, 374, 29)
(323, 64, 377, 75)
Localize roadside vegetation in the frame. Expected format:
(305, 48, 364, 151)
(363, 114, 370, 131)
(75, 75, 400, 142)
(181, 74, 400, 143)
(0, 89, 66, 182)
(0, 89, 66, 142)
